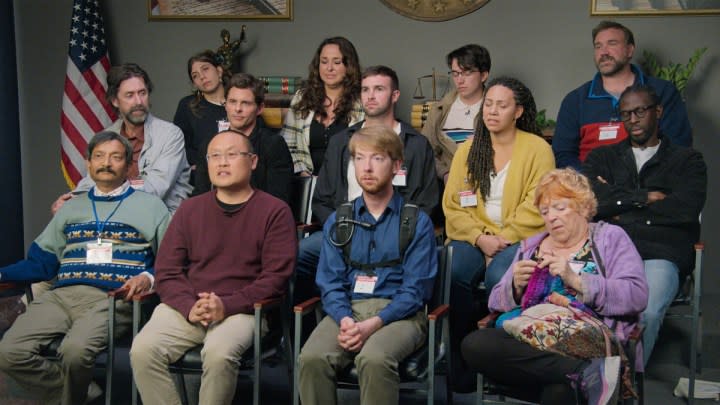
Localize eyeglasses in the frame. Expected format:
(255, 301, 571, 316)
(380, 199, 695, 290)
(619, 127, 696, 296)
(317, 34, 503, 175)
(448, 69, 479, 78)
(206, 151, 254, 163)
(619, 105, 656, 121)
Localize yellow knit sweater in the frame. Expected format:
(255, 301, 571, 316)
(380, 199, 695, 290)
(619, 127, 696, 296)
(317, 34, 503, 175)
(443, 129, 555, 245)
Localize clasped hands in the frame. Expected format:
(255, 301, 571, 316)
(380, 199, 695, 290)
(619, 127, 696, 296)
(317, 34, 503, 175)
(188, 292, 226, 327)
(337, 316, 383, 353)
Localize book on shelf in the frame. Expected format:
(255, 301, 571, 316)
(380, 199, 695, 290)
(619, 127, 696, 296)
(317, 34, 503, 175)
(257, 76, 303, 95)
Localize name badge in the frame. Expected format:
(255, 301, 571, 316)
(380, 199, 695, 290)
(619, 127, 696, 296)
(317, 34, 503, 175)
(130, 179, 144, 189)
(392, 168, 407, 187)
(87, 242, 113, 264)
(598, 124, 621, 141)
(459, 190, 478, 207)
(568, 260, 585, 275)
(217, 119, 230, 132)
(353, 275, 378, 294)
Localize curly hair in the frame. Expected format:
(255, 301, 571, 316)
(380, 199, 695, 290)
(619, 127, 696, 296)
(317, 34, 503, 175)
(466, 76, 542, 200)
(294, 36, 361, 124)
(186, 50, 229, 117)
(534, 168, 597, 220)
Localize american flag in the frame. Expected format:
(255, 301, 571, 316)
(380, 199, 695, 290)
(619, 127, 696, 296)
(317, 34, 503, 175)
(60, 0, 116, 188)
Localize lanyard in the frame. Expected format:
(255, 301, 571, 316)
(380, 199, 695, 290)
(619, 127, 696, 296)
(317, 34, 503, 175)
(90, 191, 127, 243)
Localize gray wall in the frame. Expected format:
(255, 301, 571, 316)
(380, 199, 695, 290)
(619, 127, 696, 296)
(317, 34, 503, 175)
(14, 1, 720, 299)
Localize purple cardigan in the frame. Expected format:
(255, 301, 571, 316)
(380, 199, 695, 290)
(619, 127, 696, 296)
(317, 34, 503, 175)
(489, 221, 649, 370)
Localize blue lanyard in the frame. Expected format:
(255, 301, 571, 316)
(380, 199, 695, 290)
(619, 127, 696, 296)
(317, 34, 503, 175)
(90, 190, 127, 243)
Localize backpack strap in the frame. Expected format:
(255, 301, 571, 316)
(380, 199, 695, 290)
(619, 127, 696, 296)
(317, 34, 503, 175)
(335, 202, 355, 264)
(398, 204, 419, 259)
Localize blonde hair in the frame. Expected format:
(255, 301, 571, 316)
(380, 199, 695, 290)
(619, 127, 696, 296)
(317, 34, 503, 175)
(348, 125, 404, 162)
(534, 168, 597, 220)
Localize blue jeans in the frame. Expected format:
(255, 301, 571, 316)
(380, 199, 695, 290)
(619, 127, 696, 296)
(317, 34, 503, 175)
(295, 231, 324, 303)
(642, 259, 679, 366)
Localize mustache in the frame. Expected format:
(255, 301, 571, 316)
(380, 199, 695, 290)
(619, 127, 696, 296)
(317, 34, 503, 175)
(599, 55, 615, 63)
(130, 105, 148, 113)
(96, 167, 116, 175)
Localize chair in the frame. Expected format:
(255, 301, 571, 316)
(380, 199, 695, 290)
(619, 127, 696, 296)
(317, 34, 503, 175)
(634, 242, 704, 405)
(289, 175, 320, 238)
(474, 312, 644, 405)
(292, 245, 453, 405)
(130, 289, 293, 405)
(0, 281, 139, 405)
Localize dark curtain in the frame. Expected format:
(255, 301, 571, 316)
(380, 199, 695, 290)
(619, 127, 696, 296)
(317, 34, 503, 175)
(0, 1, 25, 265)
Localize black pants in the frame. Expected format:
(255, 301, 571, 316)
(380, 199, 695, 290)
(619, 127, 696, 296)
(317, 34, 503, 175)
(461, 328, 588, 404)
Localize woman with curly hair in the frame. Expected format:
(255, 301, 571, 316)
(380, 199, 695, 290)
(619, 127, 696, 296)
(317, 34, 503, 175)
(442, 77, 555, 391)
(281, 36, 364, 175)
(173, 50, 229, 185)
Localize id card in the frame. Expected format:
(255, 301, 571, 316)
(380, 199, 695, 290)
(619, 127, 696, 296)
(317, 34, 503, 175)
(598, 124, 621, 141)
(459, 190, 478, 207)
(568, 260, 585, 275)
(353, 275, 378, 294)
(217, 119, 231, 132)
(130, 178, 144, 189)
(86, 242, 112, 264)
(392, 168, 407, 187)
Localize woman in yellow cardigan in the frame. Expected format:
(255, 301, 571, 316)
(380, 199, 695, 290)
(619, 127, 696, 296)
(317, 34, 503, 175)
(443, 77, 554, 391)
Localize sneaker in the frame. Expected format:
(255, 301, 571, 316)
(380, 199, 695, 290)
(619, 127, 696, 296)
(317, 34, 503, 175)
(579, 356, 621, 405)
(85, 380, 103, 404)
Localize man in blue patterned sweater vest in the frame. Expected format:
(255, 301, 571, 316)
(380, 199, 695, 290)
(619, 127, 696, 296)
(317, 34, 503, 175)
(0, 131, 170, 405)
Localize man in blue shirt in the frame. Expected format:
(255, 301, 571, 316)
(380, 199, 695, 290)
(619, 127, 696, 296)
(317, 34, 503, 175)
(297, 125, 437, 405)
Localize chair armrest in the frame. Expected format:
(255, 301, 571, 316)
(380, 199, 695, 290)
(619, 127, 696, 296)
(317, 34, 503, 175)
(0, 282, 31, 300)
(298, 223, 322, 234)
(0, 282, 28, 293)
(108, 286, 130, 299)
(428, 304, 449, 321)
(477, 312, 501, 329)
(132, 290, 158, 302)
(294, 296, 321, 315)
(254, 296, 283, 310)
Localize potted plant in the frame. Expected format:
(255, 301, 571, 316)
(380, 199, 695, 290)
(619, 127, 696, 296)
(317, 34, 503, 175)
(642, 47, 707, 95)
(536, 109, 556, 143)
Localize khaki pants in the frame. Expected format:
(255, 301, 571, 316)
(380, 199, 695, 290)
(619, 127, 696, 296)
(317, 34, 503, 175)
(0, 284, 131, 405)
(130, 303, 261, 405)
(298, 298, 427, 405)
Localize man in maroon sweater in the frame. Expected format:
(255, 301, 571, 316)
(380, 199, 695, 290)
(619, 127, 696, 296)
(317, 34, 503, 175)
(129, 130, 297, 405)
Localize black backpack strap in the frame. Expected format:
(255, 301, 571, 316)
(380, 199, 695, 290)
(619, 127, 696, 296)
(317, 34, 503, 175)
(336, 202, 354, 265)
(398, 204, 419, 259)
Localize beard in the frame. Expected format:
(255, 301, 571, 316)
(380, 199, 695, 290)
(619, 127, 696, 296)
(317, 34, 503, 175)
(123, 105, 148, 126)
(596, 55, 629, 77)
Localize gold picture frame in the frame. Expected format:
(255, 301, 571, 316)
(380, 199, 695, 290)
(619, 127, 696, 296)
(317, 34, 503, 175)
(149, 0, 293, 20)
(591, 0, 720, 16)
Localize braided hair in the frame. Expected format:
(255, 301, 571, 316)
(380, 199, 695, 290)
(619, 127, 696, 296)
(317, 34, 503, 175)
(295, 37, 361, 124)
(466, 76, 542, 200)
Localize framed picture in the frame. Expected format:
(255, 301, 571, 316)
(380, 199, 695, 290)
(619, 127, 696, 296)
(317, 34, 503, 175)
(149, 0, 292, 20)
(591, 0, 720, 15)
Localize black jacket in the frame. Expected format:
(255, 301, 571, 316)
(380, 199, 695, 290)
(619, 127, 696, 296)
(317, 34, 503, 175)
(582, 135, 706, 275)
(193, 122, 293, 204)
(312, 120, 439, 224)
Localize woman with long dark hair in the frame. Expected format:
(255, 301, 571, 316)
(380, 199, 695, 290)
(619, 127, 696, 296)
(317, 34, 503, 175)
(281, 36, 364, 176)
(173, 50, 229, 185)
(442, 77, 555, 390)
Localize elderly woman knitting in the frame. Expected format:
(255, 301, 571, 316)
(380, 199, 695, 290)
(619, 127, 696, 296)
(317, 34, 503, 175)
(461, 168, 648, 405)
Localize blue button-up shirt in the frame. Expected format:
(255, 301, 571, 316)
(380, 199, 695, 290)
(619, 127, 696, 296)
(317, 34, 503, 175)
(316, 192, 437, 325)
